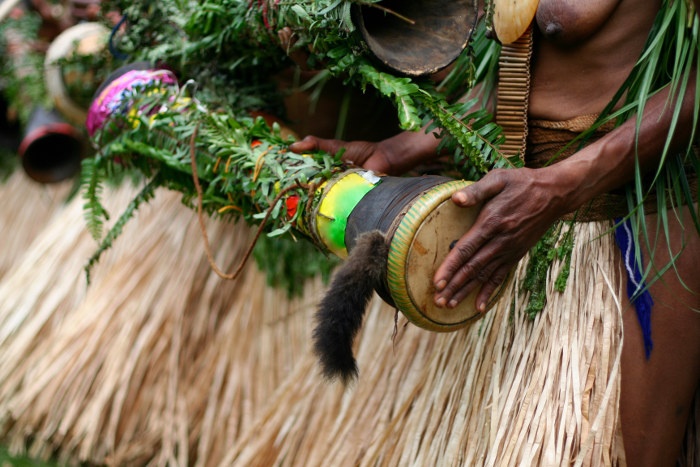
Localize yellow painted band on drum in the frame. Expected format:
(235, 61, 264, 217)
(315, 171, 377, 258)
(386, 179, 472, 331)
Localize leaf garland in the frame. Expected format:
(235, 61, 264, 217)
(88, 0, 699, 313)
(84, 77, 347, 292)
(83, 0, 513, 296)
(100, 0, 493, 133)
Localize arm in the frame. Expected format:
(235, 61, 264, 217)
(288, 77, 495, 174)
(289, 126, 443, 175)
(433, 77, 698, 311)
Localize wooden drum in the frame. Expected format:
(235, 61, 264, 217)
(352, 0, 478, 76)
(314, 170, 489, 332)
(385, 179, 483, 331)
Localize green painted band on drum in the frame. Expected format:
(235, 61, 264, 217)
(315, 171, 380, 258)
(386, 179, 478, 332)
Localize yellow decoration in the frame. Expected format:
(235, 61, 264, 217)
(493, 0, 539, 44)
(315, 171, 378, 258)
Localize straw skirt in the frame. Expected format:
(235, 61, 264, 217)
(218, 220, 627, 466)
(0, 171, 71, 281)
(0, 179, 322, 465)
(0, 172, 641, 466)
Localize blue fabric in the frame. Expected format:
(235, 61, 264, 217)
(614, 217, 654, 358)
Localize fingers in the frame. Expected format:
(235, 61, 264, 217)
(434, 229, 495, 306)
(288, 135, 347, 157)
(277, 27, 295, 50)
(289, 137, 379, 171)
(433, 174, 505, 284)
(288, 135, 320, 153)
(434, 240, 511, 312)
(451, 170, 507, 207)
(475, 267, 510, 312)
(278, 27, 310, 70)
(433, 171, 511, 310)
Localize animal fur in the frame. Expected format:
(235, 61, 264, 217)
(312, 230, 389, 385)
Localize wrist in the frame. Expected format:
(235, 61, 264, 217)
(544, 158, 601, 215)
(545, 134, 634, 214)
(379, 130, 442, 175)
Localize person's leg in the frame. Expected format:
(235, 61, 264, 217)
(620, 205, 700, 466)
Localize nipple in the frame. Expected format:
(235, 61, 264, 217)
(542, 21, 563, 38)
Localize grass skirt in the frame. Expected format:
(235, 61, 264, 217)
(218, 220, 627, 466)
(0, 172, 71, 281)
(3, 174, 693, 465)
(0, 179, 322, 465)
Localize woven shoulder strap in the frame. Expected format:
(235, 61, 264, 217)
(495, 27, 533, 161)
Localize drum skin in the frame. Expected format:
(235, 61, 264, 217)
(386, 179, 486, 331)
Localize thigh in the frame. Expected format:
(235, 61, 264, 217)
(620, 205, 700, 466)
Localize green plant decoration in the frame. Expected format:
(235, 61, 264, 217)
(82, 0, 699, 313)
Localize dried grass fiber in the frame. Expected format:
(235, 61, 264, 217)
(0, 175, 694, 465)
(219, 221, 627, 467)
(0, 179, 320, 465)
(0, 172, 72, 281)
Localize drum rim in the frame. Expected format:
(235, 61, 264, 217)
(352, 0, 478, 77)
(386, 179, 481, 332)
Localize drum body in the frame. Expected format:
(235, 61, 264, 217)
(19, 107, 84, 183)
(313, 170, 490, 332)
(386, 179, 484, 331)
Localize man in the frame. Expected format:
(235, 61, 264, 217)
(291, 1, 699, 464)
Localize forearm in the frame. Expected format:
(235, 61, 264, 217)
(379, 127, 444, 174)
(548, 80, 698, 213)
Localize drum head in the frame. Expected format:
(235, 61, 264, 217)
(387, 180, 483, 332)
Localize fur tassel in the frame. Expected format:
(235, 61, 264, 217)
(312, 230, 388, 385)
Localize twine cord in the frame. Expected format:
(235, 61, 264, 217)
(108, 15, 129, 60)
(189, 123, 306, 280)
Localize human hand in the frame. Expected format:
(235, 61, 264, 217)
(290, 127, 445, 175)
(433, 166, 572, 312)
(289, 136, 399, 175)
(278, 26, 312, 70)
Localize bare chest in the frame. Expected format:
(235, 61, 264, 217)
(535, 0, 622, 44)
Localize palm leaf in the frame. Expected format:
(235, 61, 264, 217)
(587, 1, 700, 294)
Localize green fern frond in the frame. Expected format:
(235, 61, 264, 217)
(354, 62, 423, 131)
(438, 17, 500, 102)
(84, 175, 161, 284)
(521, 221, 574, 318)
(80, 157, 110, 241)
(422, 96, 512, 178)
